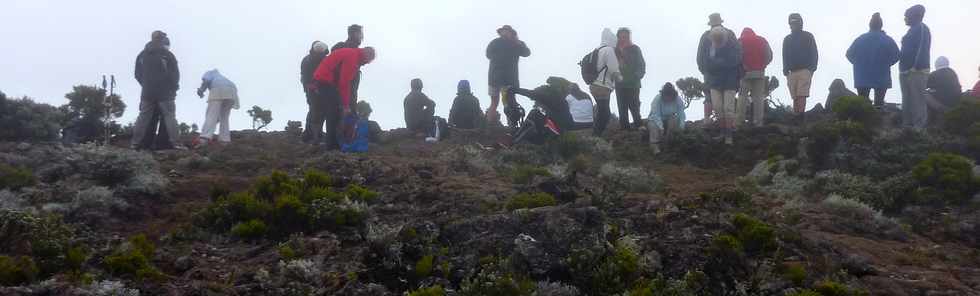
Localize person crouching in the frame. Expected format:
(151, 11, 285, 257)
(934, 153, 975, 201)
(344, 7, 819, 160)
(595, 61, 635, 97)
(648, 83, 687, 154)
(194, 69, 240, 148)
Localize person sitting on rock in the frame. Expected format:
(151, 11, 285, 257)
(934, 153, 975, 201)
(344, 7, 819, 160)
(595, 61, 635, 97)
(356, 101, 383, 143)
(566, 83, 594, 130)
(449, 80, 484, 129)
(826, 78, 858, 110)
(404, 78, 436, 135)
(926, 56, 961, 124)
(648, 83, 687, 154)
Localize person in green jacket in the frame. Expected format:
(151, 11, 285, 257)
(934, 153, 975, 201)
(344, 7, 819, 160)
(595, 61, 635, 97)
(615, 27, 647, 130)
(449, 80, 484, 129)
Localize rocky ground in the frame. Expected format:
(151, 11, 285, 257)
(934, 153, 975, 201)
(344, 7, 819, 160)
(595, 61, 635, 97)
(1, 104, 980, 295)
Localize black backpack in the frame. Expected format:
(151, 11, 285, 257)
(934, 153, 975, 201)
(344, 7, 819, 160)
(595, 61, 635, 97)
(140, 50, 173, 89)
(578, 46, 607, 85)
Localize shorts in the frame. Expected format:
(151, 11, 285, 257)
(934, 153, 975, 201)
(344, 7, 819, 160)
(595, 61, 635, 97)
(787, 69, 813, 98)
(489, 85, 504, 98)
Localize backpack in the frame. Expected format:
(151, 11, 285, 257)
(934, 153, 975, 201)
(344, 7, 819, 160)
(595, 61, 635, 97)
(578, 47, 607, 85)
(140, 50, 173, 89)
(341, 117, 369, 153)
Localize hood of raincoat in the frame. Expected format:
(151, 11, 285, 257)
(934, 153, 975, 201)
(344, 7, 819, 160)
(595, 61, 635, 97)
(457, 80, 471, 95)
(935, 56, 949, 70)
(411, 78, 423, 91)
(906, 5, 925, 25)
(601, 28, 616, 47)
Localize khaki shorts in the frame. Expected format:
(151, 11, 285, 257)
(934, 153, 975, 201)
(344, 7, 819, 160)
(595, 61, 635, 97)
(787, 69, 813, 98)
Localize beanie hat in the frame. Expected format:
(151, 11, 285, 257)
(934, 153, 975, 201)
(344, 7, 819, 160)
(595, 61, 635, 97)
(789, 13, 803, 24)
(870, 13, 883, 31)
(457, 80, 471, 94)
(411, 78, 423, 91)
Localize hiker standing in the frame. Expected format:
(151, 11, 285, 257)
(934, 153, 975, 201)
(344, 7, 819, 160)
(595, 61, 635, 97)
(301, 41, 329, 143)
(737, 28, 773, 127)
(615, 27, 646, 130)
(486, 25, 531, 128)
(783, 13, 819, 118)
(706, 27, 741, 145)
(846, 13, 900, 107)
(404, 78, 437, 134)
(925, 56, 961, 124)
(449, 80, 484, 129)
(899, 4, 931, 130)
(194, 69, 240, 147)
(312, 47, 376, 150)
(590, 28, 622, 137)
(697, 13, 736, 123)
(332, 25, 365, 105)
(648, 83, 687, 154)
(132, 30, 181, 150)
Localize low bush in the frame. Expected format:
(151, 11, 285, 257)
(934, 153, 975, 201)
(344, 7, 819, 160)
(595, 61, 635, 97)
(230, 219, 268, 241)
(511, 165, 552, 185)
(831, 96, 877, 126)
(598, 163, 662, 193)
(0, 164, 36, 191)
(103, 234, 163, 281)
(731, 213, 777, 256)
(0, 256, 39, 286)
(344, 184, 379, 202)
(415, 255, 434, 278)
(786, 290, 821, 296)
(0, 96, 66, 142)
(0, 210, 74, 276)
(807, 121, 872, 167)
(943, 100, 980, 136)
(809, 171, 886, 210)
(911, 153, 979, 204)
(506, 193, 557, 210)
(459, 259, 534, 296)
(408, 285, 445, 296)
(813, 280, 866, 296)
(780, 263, 807, 287)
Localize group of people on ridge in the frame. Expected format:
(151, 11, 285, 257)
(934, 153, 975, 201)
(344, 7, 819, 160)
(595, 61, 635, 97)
(128, 4, 978, 154)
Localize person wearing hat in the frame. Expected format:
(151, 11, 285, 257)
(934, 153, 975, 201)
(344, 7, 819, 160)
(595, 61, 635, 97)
(696, 13, 736, 123)
(404, 78, 437, 135)
(486, 25, 531, 128)
(899, 4, 931, 129)
(615, 27, 646, 131)
(449, 80, 485, 130)
(132, 30, 182, 150)
(782, 13, 819, 119)
(925, 56, 961, 125)
(301, 41, 329, 144)
(846, 13, 900, 107)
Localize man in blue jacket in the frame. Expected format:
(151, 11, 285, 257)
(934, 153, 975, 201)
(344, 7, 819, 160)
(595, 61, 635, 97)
(846, 13, 900, 107)
(899, 4, 931, 129)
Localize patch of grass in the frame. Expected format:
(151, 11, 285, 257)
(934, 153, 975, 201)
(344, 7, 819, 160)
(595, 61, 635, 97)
(505, 192, 557, 210)
(731, 213, 778, 256)
(415, 255, 434, 278)
(780, 263, 807, 286)
(408, 285, 445, 296)
(344, 184, 378, 202)
(832, 96, 877, 126)
(943, 100, 980, 136)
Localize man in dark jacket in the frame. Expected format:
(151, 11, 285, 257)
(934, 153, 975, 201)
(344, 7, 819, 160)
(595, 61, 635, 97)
(707, 28, 741, 145)
(486, 25, 531, 128)
(404, 78, 436, 134)
(846, 13, 900, 107)
(615, 27, 646, 130)
(332, 25, 364, 104)
(783, 13, 819, 116)
(926, 56, 961, 124)
(301, 41, 328, 143)
(449, 80, 484, 129)
(899, 4, 931, 129)
(509, 77, 575, 132)
(132, 30, 181, 150)
(697, 13, 737, 123)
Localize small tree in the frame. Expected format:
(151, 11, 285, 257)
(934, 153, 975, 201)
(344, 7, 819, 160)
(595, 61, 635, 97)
(675, 77, 706, 108)
(285, 121, 303, 137)
(178, 122, 191, 135)
(191, 124, 199, 134)
(61, 85, 126, 143)
(248, 106, 273, 131)
(766, 76, 782, 107)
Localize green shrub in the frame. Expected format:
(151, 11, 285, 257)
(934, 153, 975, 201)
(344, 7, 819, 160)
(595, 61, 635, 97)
(831, 96, 876, 126)
(278, 245, 298, 260)
(0, 164, 36, 191)
(309, 197, 368, 228)
(506, 192, 557, 210)
(408, 285, 445, 296)
(943, 100, 980, 136)
(731, 214, 777, 255)
(230, 219, 268, 240)
(65, 246, 88, 272)
(807, 121, 872, 166)
(813, 281, 853, 296)
(709, 234, 743, 257)
(0, 256, 39, 286)
(911, 153, 979, 204)
(0, 210, 74, 277)
(302, 170, 333, 190)
(0, 96, 66, 142)
(302, 186, 343, 203)
(198, 192, 271, 231)
(780, 263, 807, 286)
(459, 260, 534, 296)
(510, 165, 552, 185)
(103, 234, 162, 281)
(415, 255, 434, 278)
(549, 133, 587, 160)
(786, 290, 821, 296)
(273, 194, 310, 233)
(254, 170, 300, 201)
(345, 184, 379, 202)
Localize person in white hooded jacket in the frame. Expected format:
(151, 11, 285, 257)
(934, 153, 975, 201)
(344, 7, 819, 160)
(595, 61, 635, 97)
(194, 69, 240, 147)
(590, 28, 622, 137)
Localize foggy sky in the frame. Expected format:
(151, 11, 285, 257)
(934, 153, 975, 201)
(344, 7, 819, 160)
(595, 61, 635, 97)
(3, 0, 978, 131)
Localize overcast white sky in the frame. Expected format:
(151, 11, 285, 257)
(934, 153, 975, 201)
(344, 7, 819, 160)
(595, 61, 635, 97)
(2, 0, 978, 131)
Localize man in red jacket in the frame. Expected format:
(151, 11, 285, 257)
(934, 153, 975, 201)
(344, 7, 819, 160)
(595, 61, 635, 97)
(738, 28, 773, 128)
(311, 47, 376, 149)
